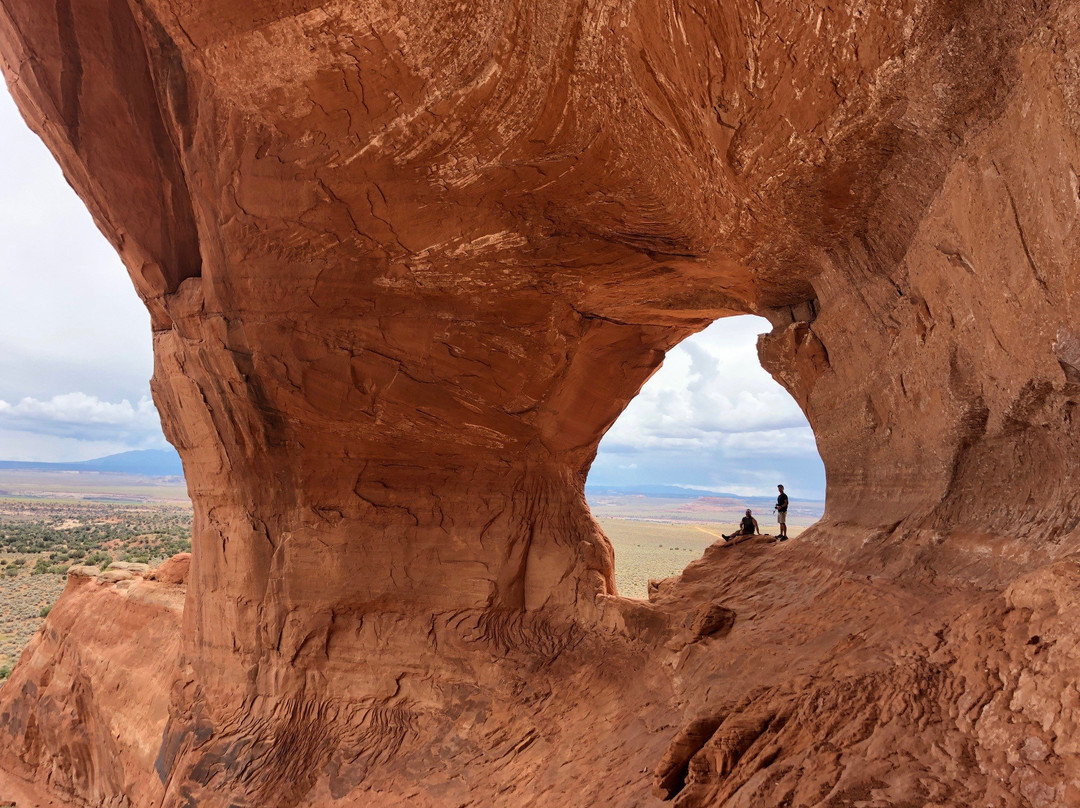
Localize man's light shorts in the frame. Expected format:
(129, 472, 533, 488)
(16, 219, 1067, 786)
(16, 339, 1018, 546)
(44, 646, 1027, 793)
(777, 510, 787, 526)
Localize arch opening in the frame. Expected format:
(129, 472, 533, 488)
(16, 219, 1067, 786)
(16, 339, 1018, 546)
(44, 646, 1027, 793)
(586, 315, 826, 599)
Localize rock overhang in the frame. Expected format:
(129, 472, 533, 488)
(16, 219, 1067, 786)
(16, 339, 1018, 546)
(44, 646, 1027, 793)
(1, 0, 1079, 804)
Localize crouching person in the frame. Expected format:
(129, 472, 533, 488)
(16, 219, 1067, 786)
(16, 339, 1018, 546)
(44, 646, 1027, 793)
(722, 509, 759, 545)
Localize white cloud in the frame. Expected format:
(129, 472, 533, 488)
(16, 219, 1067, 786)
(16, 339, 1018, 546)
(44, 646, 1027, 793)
(0, 82, 152, 405)
(0, 82, 161, 463)
(0, 393, 166, 444)
(591, 316, 826, 497)
(0, 428, 148, 463)
(599, 317, 813, 454)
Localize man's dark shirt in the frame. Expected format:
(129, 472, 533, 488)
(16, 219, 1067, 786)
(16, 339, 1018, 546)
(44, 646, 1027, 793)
(740, 516, 756, 534)
(777, 492, 789, 513)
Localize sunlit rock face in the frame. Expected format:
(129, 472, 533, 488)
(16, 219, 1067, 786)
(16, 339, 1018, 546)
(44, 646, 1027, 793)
(1, 0, 1079, 805)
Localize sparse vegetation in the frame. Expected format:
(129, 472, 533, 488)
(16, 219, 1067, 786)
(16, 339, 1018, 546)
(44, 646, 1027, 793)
(0, 495, 192, 674)
(33, 558, 68, 575)
(85, 551, 112, 570)
(0, 499, 191, 559)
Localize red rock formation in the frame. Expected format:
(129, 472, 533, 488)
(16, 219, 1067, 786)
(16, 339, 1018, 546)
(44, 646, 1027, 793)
(1, 0, 1079, 805)
(0, 561, 185, 806)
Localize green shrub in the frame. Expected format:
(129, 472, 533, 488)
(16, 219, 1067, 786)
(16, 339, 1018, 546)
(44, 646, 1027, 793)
(0, 665, 11, 680)
(32, 558, 68, 575)
(38, 604, 52, 618)
(86, 551, 112, 569)
(4, 567, 18, 578)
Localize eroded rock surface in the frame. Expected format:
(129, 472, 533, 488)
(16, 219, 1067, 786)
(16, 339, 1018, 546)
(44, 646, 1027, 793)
(1, 0, 1079, 805)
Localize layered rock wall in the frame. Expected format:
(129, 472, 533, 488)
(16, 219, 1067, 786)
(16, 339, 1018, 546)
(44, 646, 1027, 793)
(756, 3, 1080, 540)
(1, 0, 1078, 805)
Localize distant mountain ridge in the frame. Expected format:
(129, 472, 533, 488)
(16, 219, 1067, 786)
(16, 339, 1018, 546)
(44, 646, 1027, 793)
(586, 484, 825, 523)
(585, 483, 821, 502)
(585, 483, 739, 499)
(0, 458, 816, 493)
(0, 449, 183, 477)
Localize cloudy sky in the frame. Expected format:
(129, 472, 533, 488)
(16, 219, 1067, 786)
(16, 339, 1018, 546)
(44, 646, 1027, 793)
(590, 317, 825, 498)
(0, 83, 825, 498)
(0, 84, 167, 462)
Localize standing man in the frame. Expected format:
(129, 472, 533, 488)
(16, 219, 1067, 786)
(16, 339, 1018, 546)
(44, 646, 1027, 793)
(775, 484, 789, 540)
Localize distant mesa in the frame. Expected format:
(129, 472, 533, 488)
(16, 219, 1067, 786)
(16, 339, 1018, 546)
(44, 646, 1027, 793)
(0, 449, 183, 477)
(585, 484, 743, 499)
(586, 484, 825, 523)
(586, 484, 820, 506)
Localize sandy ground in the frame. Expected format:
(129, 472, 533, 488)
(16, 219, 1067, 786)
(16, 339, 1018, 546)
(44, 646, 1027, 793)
(0, 470, 190, 503)
(602, 518, 805, 600)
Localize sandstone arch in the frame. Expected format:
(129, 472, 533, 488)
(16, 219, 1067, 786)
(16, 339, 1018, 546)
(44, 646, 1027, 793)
(1, 0, 1079, 805)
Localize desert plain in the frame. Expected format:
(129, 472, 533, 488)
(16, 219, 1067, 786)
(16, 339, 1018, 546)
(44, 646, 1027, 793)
(0, 470, 817, 676)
